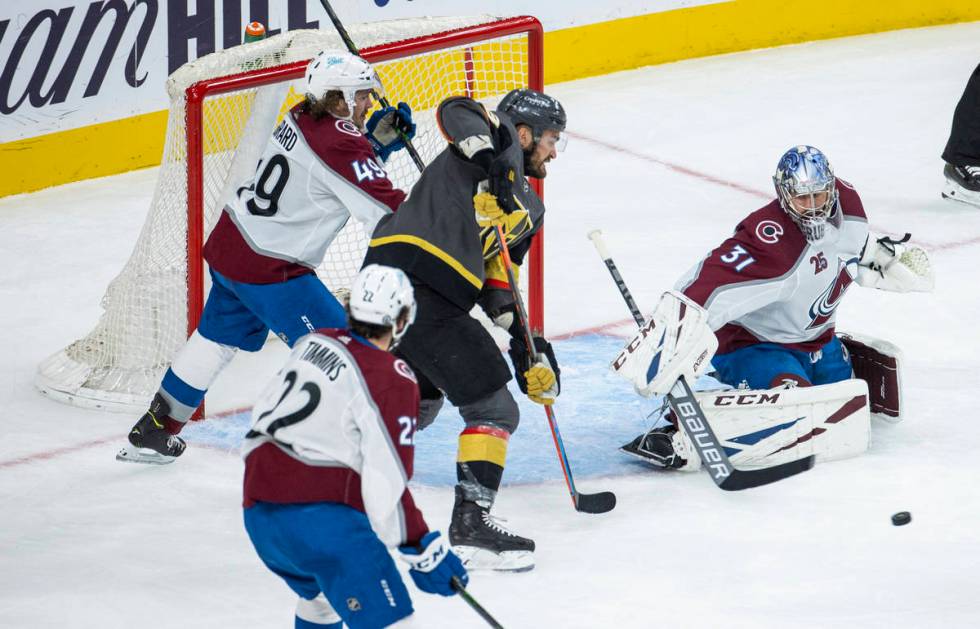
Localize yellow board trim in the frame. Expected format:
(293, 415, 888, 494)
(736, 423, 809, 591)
(1, 110, 168, 198)
(457, 433, 509, 467)
(5, 1, 980, 198)
(370, 234, 483, 290)
(544, 1, 980, 84)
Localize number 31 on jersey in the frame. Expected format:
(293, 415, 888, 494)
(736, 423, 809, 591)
(720, 244, 756, 272)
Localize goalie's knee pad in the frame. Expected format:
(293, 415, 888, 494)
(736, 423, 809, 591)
(839, 332, 903, 422)
(459, 386, 519, 434)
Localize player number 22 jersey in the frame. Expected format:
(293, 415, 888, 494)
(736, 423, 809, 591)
(241, 329, 428, 547)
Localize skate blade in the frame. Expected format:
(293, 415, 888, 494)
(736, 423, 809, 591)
(942, 182, 980, 208)
(115, 446, 177, 465)
(451, 545, 534, 573)
(619, 440, 667, 467)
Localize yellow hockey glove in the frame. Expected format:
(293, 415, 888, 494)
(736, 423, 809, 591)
(473, 192, 509, 225)
(508, 337, 561, 406)
(524, 362, 558, 405)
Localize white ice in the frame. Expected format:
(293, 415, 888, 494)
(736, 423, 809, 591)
(3, 22, 980, 628)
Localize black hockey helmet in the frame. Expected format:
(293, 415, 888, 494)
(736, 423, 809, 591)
(497, 88, 566, 143)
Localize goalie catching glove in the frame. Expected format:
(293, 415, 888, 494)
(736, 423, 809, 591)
(856, 233, 934, 292)
(366, 102, 416, 162)
(611, 291, 718, 397)
(508, 336, 561, 405)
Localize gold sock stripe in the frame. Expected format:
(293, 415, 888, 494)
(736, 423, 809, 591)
(457, 431, 509, 468)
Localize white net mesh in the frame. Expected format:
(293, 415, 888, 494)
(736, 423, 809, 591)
(36, 17, 536, 411)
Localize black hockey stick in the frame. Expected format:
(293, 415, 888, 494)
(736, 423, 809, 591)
(317, 0, 426, 172)
(453, 577, 505, 628)
(494, 224, 616, 513)
(587, 229, 814, 491)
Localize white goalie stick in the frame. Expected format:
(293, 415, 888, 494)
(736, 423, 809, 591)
(587, 230, 814, 491)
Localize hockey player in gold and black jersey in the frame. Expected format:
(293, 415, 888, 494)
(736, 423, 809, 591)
(364, 88, 567, 573)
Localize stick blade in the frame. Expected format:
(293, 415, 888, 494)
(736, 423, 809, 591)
(718, 455, 815, 491)
(575, 491, 617, 513)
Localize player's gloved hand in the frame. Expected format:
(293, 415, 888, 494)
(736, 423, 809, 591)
(487, 153, 518, 214)
(473, 192, 509, 225)
(509, 336, 561, 405)
(398, 531, 468, 597)
(366, 102, 416, 161)
(472, 151, 519, 223)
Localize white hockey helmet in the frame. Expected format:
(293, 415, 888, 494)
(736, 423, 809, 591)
(304, 49, 384, 121)
(349, 264, 416, 342)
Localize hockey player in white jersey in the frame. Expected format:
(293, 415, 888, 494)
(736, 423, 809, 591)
(243, 264, 468, 628)
(118, 50, 416, 464)
(617, 146, 934, 468)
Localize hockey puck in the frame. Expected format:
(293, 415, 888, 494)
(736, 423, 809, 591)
(891, 511, 912, 526)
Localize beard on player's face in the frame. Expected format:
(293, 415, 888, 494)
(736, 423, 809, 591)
(525, 144, 553, 178)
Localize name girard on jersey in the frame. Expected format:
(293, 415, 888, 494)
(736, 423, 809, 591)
(273, 120, 298, 151)
(301, 340, 348, 381)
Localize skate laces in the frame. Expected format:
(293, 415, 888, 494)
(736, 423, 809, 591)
(481, 511, 519, 537)
(965, 165, 980, 177)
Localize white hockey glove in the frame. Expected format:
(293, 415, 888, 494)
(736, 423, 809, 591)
(856, 233, 934, 293)
(611, 291, 718, 397)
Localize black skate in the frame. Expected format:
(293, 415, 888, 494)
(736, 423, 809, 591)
(449, 486, 534, 573)
(116, 394, 186, 465)
(942, 162, 980, 208)
(621, 425, 688, 470)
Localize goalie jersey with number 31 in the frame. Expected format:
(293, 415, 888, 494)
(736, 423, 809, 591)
(615, 146, 933, 470)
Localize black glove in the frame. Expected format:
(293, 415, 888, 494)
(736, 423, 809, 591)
(508, 336, 561, 397)
(486, 154, 518, 215)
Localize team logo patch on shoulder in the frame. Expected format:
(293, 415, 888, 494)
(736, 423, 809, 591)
(393, 359, 417, 383)
(335, 119, 362, 137)
(755, 220, 784, 244)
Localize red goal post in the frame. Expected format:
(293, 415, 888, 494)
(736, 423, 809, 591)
(35, 15, 546, 414)
(186, 15, 545, 340)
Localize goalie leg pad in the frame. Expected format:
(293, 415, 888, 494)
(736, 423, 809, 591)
(838, 332, 903, 422)
(676, 379, 871, 469)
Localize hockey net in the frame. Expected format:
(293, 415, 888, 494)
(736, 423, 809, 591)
(37, 15, 544, 412)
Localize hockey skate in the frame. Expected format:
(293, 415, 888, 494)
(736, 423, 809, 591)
(448, 486, 534, 573)
(941, 162, 980, 208)
(621, 425, 688, 470)
(116, 394, 186, 465)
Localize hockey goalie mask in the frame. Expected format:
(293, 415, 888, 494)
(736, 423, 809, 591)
(304, 50, 384, 124)
(349, 264, 417, 344)
(773, 145, 840, 243)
